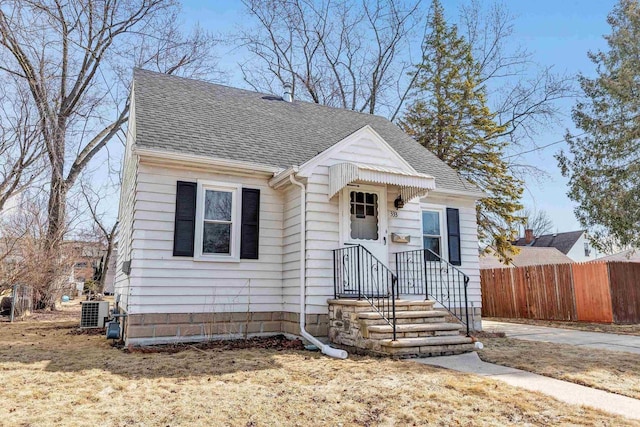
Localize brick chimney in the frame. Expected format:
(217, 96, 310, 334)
(524, 228, 534, 245)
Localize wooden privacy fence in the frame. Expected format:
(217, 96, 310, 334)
(481, 262, 640, 324)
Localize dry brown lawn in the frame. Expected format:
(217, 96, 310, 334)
(478, 337, 640, 400)
(486, 317, 640, 336)
(1, 320, 637, 427)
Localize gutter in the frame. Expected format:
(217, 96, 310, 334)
(289, 174, 348, 359)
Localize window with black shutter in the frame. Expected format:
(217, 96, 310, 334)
(240, 188, 260, 259)
(173, 181, 197, 256)
(446, 208, 462, 266)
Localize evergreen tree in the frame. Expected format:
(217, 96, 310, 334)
(399, 0, 523, 260)
(557, 0, 640, 250)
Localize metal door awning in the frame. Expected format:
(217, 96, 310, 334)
(328, 162, 436, 200)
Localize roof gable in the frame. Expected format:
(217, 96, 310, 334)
(296, 125, 417, 177)
(132, 68, 480, 195)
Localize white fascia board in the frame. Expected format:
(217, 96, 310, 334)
(134, 147, 281, 175)
(296, 125, 417, 178)
(429, 187, 487, 200)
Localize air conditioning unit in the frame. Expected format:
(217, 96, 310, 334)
(80, 301, 110, 328)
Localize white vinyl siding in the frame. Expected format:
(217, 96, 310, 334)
(282, 186, 301, 312)
(125, 161, 284, 314)
(114, 89, 138, 312)
(122, 124, 482, 320)
(420, 194, 481, 309)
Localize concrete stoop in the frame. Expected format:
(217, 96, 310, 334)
(328, 299, 474, 357)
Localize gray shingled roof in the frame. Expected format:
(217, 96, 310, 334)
(133, 68, 479, 194)
(513, 230, 585, 255)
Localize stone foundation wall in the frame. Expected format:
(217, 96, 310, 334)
(328, 301, 381, 352)
(124, 311, 329, 345)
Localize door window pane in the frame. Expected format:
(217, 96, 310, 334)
(350, 191, 378, 240)
(204, 190, 232, 221)
(203, 222, 231, 254)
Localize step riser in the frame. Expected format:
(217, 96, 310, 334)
(360, 317, 448, 326)
(367, 329, 462, 340)
(381, 343, 476, 357)
(345, 304, 436, 312)
(367, 325, 462, 334)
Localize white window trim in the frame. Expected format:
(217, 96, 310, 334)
(194, 180, 242, 262)
(420, 204, 448, 262)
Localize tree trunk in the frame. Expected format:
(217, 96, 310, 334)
(98, 223, 117, 292)
(43, 127, 69, 310)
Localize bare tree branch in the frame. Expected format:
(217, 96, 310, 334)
(238, 0, 423, 117)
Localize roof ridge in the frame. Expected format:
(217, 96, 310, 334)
(133, 67, 396, 122)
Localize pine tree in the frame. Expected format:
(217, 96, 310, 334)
(557, 0, 640, 250)
(398, 0, 523, 260)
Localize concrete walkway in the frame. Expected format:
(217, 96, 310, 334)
(414, 352, 640, 421)
(483, 320, 640, 355)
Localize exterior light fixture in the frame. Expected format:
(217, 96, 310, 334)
(394, 194, 405, 209)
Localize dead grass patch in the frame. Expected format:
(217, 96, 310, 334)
(478, 337, 640, 400)
(0, 320, 636, 426)
(486, 317, 640, 336)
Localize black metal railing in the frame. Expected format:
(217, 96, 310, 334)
(333, 244, 397, 340)
(395, 248, 470, 335)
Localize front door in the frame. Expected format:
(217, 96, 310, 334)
(341, 185, 388, 265)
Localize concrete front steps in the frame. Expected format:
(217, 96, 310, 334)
(328, 299, 474, 357)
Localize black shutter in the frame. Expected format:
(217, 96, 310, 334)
(173, 181, 197, 257)
(240, 188, 260, 259)
(446, 208, 462, 266)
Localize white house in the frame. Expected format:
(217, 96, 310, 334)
(514, 230, 594, 262)
(115, 69, 485, 357)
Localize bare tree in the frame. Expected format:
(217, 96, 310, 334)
(0, 191, 75, 300)
(519, 206, 554, 237)
(0, 78, 45, 212)
(238, 0, 423, 117)
(459, 1, 575, 157)
(0, 0, 218, 306)
(79, 181, 117, 293)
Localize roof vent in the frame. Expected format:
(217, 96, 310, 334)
(283, 82, 293, 102)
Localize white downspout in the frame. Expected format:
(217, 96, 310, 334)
(289, 174, 348, 359)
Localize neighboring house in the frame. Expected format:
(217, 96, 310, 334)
(513, 229, 594, 262)
(591, 249, 640, 263)
(67, 241, 106, 283)
(0, 191, 23, 219)
(115, 69, 485, 356)
(480, 246, 573, 269)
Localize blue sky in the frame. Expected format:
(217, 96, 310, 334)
(178, 0, 615, 234)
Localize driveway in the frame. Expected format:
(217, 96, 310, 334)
(482, 320, 640, 355)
